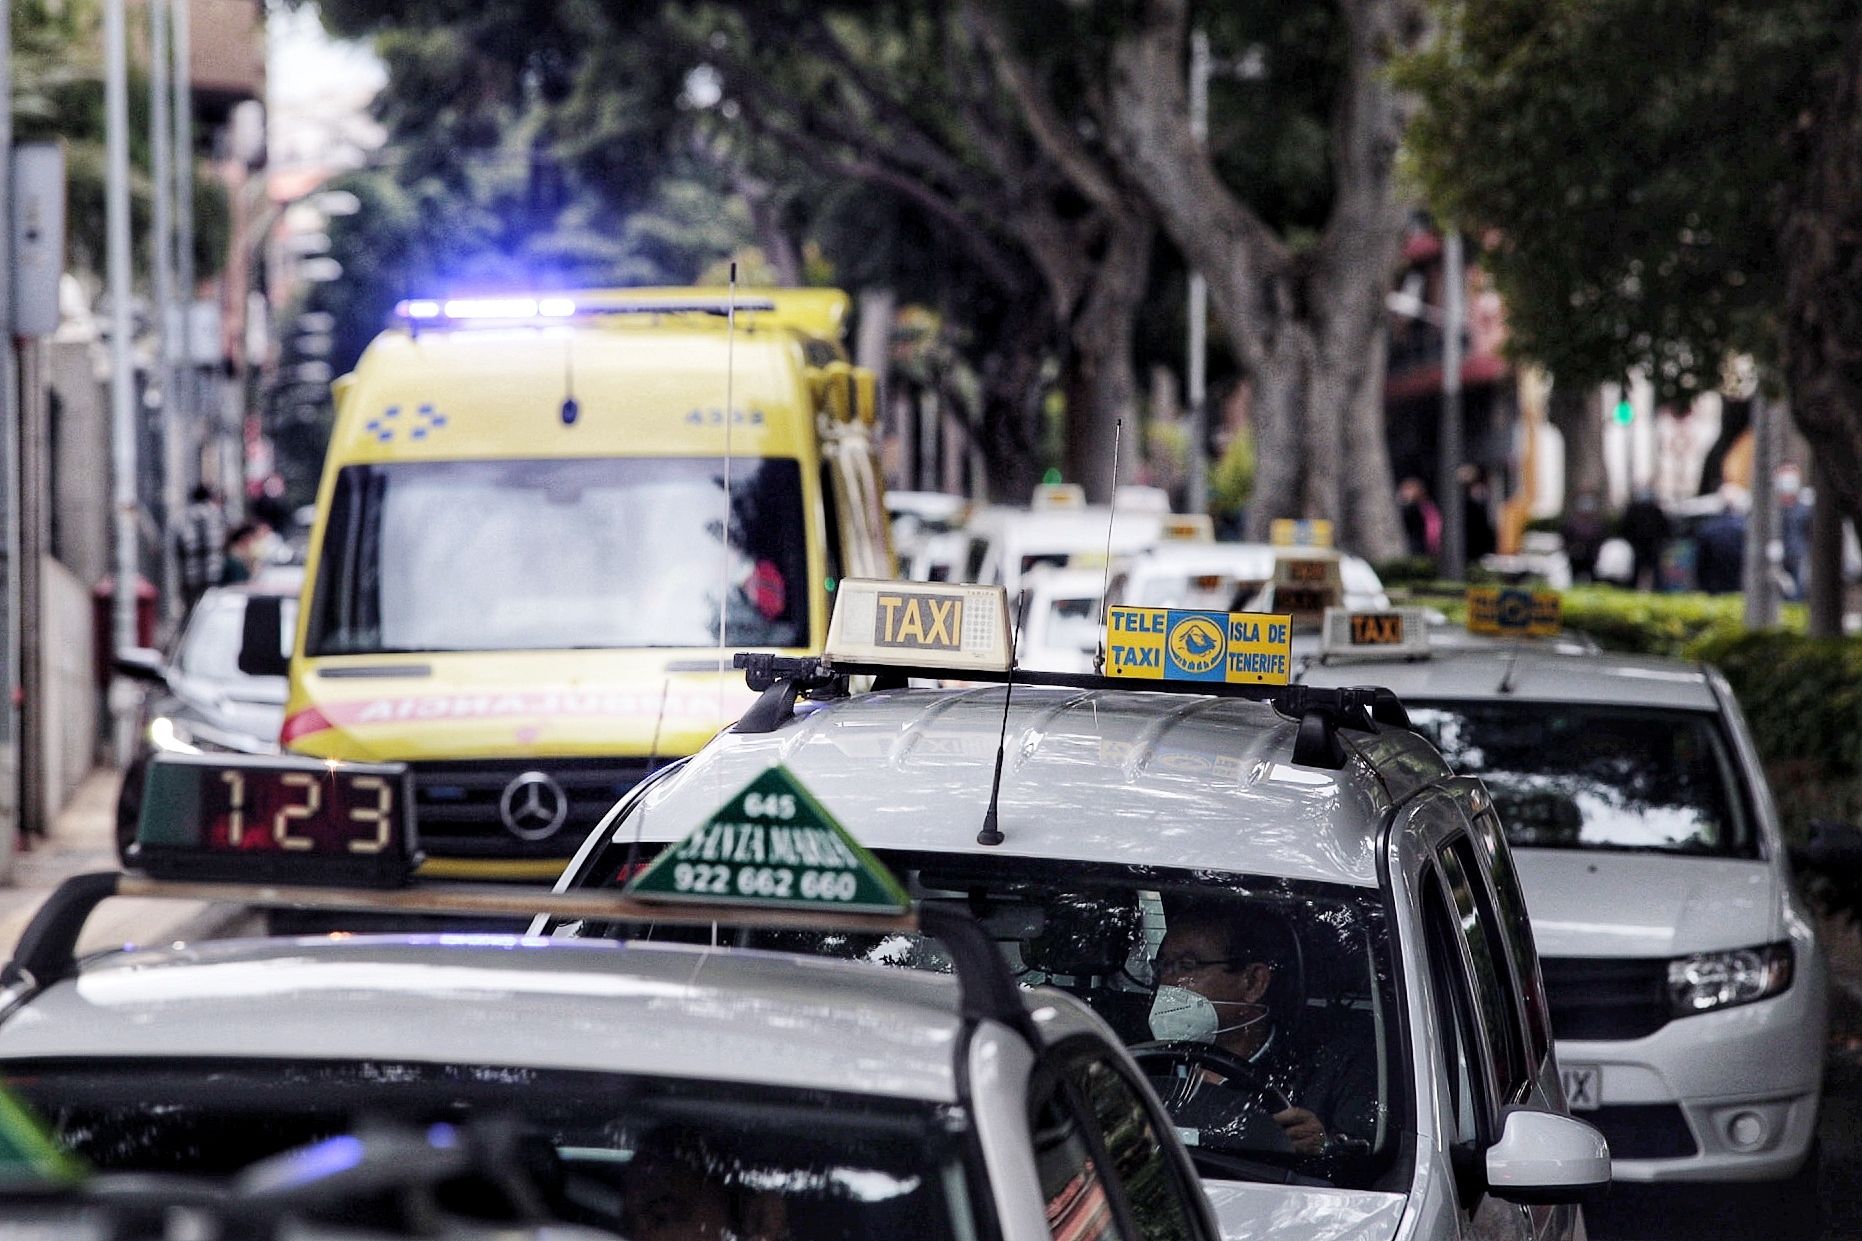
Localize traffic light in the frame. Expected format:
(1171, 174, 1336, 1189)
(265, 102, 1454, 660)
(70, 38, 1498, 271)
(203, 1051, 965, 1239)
(1613, 397, 1634, 426)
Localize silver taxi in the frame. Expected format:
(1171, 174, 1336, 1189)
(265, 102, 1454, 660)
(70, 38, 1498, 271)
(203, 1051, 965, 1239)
(553, 580, 1609, 1241)
(1298, 626, 1829, 1203)
(0, 757, 1222, 1241)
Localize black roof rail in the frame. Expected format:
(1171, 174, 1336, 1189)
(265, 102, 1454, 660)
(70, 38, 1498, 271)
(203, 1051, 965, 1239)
(729, 654, 1411, 771)
(0, 872, 1039, 1043)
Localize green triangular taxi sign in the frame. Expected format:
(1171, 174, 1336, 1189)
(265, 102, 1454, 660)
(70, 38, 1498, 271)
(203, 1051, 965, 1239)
(627, 766, 910, 914)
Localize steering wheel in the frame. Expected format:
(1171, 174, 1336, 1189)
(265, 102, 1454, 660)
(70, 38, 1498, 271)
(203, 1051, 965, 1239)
(1129, 1040, 1291, 1114)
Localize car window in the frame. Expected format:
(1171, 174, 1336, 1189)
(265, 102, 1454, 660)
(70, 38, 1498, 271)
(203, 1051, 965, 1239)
(1469, 807, 1552, 1066)
(1441, 838, 1530, 1101)
(1409, 703, 1754, 857)
(1064, 1056, 1201, 1241)
(1420, 869, 1491, 1148)
(1029, 1068, 1127, 1241)
(1435, 844, 1520, 1108)
(575, 854, 1408, 1192)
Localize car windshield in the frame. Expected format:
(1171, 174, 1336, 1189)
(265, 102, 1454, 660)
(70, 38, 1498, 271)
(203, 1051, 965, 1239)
(4, 1059, 971, 1241)
(567, 854, 1405, 1192)
(178, 594, 297, 682)
(306, 457, 810, 654)
(1408, 702, 1753, 856)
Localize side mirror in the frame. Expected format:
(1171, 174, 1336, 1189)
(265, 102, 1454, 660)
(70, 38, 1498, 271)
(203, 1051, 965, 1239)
(113, 647, 168, 685)
(1792, 819, 1862, 872)
(237, 596, 292, 679)
(1484, 1107, 1610, 1205)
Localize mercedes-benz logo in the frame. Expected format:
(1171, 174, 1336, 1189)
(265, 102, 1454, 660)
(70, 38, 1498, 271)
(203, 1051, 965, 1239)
(499, 771, 569, 841)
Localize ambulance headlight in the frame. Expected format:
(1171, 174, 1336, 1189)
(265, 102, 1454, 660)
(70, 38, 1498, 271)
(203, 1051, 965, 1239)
(1667, 943, 1793, 1016)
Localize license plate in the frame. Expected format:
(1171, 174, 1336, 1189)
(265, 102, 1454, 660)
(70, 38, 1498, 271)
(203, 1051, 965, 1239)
(1561, 1065, 1601, 1111)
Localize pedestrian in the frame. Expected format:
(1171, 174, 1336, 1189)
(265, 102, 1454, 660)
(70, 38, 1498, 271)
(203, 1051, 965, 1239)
(1620, 489, 1671, 591)
(1694, 486, 1748, 595)
(1396, 477, 1440, 558)
(1561, 491, 1608, 584)
(176, 484, 226, 609)
(1778, 466, 1812, 600)
(1460, 466, 1497, 564)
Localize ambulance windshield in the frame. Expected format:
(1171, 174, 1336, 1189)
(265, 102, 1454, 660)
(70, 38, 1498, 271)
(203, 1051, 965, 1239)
(306, 457, 810, 654)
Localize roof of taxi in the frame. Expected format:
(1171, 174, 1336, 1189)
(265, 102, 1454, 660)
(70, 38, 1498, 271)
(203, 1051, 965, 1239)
(1296, 643, 1719, 711)
(624, 686, 1453, 889)
(0, 934, 1003, 1102)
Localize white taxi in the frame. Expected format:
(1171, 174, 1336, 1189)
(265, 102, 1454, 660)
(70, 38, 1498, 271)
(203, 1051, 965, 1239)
(1298, 608, 1828, 1221)
(0, 751, 1222, 1241)
(552, 580, 1610, 1241)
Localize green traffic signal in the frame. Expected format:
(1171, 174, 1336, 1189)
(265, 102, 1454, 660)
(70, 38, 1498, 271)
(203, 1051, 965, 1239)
(1613, 398, 1634, 426)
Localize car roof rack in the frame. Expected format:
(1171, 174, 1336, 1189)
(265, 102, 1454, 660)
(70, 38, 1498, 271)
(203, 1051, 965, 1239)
(733, 653, 1410, 769)
(0, 872, 1035, 1041)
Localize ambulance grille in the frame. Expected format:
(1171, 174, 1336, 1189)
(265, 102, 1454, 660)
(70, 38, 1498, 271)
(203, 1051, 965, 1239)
(409, 759, 656, 857)
(1539, 956, 1672, 1041)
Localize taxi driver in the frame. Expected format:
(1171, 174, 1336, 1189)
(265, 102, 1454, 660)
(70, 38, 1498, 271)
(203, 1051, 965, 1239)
(1148, 901, 1377, 1162)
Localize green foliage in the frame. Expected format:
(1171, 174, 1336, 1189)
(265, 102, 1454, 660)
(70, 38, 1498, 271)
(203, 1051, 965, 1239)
(1689, 632, 1862, 850)
(1399, 0, 1848, 396)
(1208, 429, 1255, 521)
(1557, 587, 1804, 657)
(1373, 556, 1440, 587)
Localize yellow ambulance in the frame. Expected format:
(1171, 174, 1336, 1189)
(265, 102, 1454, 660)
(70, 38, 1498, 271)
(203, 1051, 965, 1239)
(277, 289, 893, 878)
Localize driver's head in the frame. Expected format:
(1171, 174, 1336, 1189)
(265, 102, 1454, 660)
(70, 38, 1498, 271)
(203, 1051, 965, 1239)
(1152, 901, 1294, 1052)
(621, 1127, 786, 1241)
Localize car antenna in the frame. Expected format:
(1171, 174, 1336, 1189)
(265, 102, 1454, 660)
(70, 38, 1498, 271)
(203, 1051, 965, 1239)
(1092, 418, 1125, 675)
(560, 325, 580, 425)
(1497, 642, 1523, 694)
(978, 590, 1028, 847)
(715, 261, 740, 729)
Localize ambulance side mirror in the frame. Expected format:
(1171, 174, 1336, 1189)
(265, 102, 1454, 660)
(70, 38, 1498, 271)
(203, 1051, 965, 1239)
(238, 596, 292, 678)
(1484, 1107, 1610, 1205)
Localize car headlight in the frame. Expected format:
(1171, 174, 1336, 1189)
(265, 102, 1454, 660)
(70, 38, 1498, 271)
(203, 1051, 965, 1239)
(147, 716, 203, 754)
(1667, 943, 1793, 1017)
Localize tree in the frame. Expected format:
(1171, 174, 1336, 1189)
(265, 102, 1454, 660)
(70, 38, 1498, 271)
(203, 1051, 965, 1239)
(1401, 0, 1862, 583)
(1084, 0, 1420, 558)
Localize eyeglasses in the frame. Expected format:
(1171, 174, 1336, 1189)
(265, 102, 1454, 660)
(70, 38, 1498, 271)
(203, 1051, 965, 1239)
(1151, 953, 1248, 979)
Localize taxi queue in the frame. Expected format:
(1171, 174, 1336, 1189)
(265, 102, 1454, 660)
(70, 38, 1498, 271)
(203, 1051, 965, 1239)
(10, 291, 1828, 1238)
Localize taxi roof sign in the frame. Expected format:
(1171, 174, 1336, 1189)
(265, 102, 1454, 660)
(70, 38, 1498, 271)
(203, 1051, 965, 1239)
(1030, 482, 1087, 511)
(1270, 518, 1335, 549)
(1466, 585, 1562, 637)
(1104, 606, 1292, 685)
(1159, 514, 1215, 542)
(626, 766, 911, 914)
(825, 579, 1013, 672)
(1321, 607, 1432, 660)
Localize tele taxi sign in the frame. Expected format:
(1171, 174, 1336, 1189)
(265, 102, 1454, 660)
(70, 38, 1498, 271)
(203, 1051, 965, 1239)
(1270, 518, 1335, 549)
(626, 766, 910, 914)
(1466, 586, 1562, 637)
(825, 579, 1013, 671)
(1104, 607, 1293, 685)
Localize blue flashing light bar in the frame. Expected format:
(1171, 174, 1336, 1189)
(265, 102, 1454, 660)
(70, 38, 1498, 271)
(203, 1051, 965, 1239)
(392, 292, 778, 328)
(395, 295, 578, 323)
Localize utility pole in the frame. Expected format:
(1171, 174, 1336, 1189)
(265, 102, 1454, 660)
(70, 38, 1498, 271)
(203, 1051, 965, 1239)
(0, 0, 19, 857)
(1438, 232, 1466, 580)
(1186, 28, 1211, 517)
(172, 0, 199, 510)
(105, 0, 143, 763)
(150, 0, 181, 618)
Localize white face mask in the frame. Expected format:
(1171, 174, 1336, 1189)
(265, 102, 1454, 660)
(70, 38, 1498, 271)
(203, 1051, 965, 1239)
(1147, 984, 1268, 1044)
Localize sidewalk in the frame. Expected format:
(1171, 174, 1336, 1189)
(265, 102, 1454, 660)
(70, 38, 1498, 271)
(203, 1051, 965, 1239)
(0, 768, 243, 961)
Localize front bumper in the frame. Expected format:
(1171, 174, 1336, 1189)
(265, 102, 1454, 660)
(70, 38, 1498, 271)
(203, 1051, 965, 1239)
(1555, 953, 1827, 1183)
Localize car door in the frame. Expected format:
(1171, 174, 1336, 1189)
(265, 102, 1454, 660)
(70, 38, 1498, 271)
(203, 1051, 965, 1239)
(1026, 1040, 1219, 1241)
(1407, 794, 1547, 1241)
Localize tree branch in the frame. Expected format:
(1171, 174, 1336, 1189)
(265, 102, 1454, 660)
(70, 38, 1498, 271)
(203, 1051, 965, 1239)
(959, 0, 1126, 213)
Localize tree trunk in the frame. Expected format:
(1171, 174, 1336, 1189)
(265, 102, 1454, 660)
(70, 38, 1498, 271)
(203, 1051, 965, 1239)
(1809, 459, 1847, 637)
(1549, 384, 1605, 513)
(1341, 326, 1406, 562)
(973, 310, 1050, 503)
(1242, 327, 1311, 539)
(1061, 216, 1153, 500)
(1783, 16, 1862, 531)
